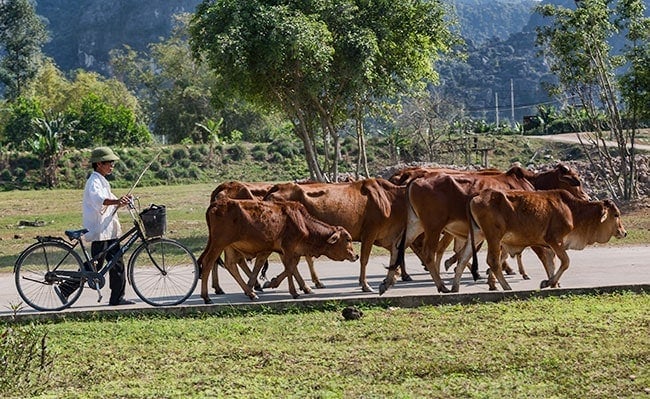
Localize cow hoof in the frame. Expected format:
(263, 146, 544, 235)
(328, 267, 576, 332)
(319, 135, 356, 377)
(401, 274, 413, 282)
(213, 287, 226, 295)
(378, 282, 388, 296)
(202, 297, 213, 304)
(489, 286, 498, 291)
(302, 287, 313, 294)
(254, 283, 264, 292)
(362, 285, 374, 293)
(540, 280, 550, 289)
(522, 275, 530, 280)
(314, 282, 326, 289)
(506, 269, 516, 276)
(451, 286, 460, 293)
(292, 293, 300, 299)
(471, 271, 481, 281)
(438, 286, 451, 294)
(248, 293, 259, 300)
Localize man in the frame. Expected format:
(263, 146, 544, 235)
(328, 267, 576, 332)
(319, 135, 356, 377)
(55, 147, 134, 306)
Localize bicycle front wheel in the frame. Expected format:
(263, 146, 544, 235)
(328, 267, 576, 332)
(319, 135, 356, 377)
(129, 238, 199, 306)
(14, 241, 84, 311)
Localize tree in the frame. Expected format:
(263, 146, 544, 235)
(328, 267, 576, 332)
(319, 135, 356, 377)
(536, 0, 648, 200)
(30, 112, 80, 187)
(1, 97, 43, 149)
(190, 0, 457, 181)
(0, 0, 49, 100)
(110, 14, 219, 144)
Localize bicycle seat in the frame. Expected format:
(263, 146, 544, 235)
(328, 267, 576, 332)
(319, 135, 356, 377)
(65, 229, 89, 240)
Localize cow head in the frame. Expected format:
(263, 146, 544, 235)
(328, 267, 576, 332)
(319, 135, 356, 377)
(599, 199, 627, 240)
(325, 227, 358, 262)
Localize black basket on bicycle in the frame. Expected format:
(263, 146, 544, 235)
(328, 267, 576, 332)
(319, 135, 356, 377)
(139, 204, 166, 237)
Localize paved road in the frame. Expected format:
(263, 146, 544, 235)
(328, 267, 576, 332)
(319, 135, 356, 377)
(530, 132, 650, 152)
(2, 246, 649, 320)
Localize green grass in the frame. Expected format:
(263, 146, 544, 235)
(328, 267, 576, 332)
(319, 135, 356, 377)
(3, 292, 649, 398)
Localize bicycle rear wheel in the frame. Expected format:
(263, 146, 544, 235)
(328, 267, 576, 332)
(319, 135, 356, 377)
(14, 241, 84, 311)
(129, 238, 199, 306)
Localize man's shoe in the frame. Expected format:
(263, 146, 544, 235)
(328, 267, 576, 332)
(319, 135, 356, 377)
(109, 299, 135, 306)
(54, 286, 69, 304)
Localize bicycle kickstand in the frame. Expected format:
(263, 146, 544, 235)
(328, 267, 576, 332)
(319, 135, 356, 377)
(93, 279, 103, 303)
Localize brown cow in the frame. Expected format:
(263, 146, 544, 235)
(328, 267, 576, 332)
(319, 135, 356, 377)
(380, 164, 590, 294)
(197, 198, 358, 302)
(458, 188, 626, 291)
(208, 181, 276, 295)
(263, 178, 408, 292)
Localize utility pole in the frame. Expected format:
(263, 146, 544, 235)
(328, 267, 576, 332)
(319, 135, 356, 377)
(495, 92, 499, 127)
(510, 79, 515, 129)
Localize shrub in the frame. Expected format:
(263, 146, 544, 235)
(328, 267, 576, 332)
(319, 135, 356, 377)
(155, 168, 175, 181)
(171, 147, 189, 161)
(227, 143, 248, 161)
(252, 149, 267, 162)
(0, 169, 13, 182)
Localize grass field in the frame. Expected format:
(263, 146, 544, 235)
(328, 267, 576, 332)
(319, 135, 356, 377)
(1, 293, 648, 398)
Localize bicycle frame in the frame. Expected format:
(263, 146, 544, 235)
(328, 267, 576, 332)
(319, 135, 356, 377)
(50, 200, 151, 301)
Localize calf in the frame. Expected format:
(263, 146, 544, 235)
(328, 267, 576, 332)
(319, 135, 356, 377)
(460, 189, 626, 291)
(197, 198, 358, 302)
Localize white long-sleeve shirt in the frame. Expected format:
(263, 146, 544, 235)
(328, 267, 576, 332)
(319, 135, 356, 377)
(82, 171, 122, 242)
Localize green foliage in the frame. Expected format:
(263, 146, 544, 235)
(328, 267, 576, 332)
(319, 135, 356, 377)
(0, 0, 49, 100)
(30, 112, 81, 187)
(226, 143, 248, 162)
(68, 93, 151, 147)
(1, 97, 43, 149)
(0, 325, 52, 398)
(190, 0, 458, 181)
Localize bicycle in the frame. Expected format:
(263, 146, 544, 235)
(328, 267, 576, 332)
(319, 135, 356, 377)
(13, 198, 199, 312)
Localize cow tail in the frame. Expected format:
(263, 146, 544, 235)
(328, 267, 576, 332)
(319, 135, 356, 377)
(467, 197, 480, 281)
(260, 260, 270, 281)
(391, 229, 407, 272)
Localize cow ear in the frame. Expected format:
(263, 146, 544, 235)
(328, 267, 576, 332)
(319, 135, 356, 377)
(600, 206, 609, 223)
(327, 230, 341, 244)
(558, 163, 570, 173)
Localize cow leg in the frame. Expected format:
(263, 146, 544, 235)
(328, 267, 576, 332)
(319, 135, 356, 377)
(305, 256, 325, 288)
(221, 255, 259, 300)
(502, 258, 516, 275)
(358, 241, 375, 292)
(422, 232, 450, 293)
(198, 245, 224, 304)
(280, 255, 301, 299)
(211, 261, 225, 295)
(439, 233, 455, 271)
(541, 244, 568, 289)
(486, 241, 511, 291)
(263, 270, 287, 289)
(515, 253, 529, 280)
(247, 255, 271, 292)
(531, 246, 556, 281)
(451, 230, 485, 292)
(293, 265, 313, 294)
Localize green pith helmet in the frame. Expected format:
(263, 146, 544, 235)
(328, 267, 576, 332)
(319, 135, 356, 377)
(89, 147, 120, 163)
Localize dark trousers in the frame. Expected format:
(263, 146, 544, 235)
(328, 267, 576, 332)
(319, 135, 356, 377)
(92, 239, 127, 305)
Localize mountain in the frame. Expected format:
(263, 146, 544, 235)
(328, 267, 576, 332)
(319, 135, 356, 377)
(37, 0, 202, 74)
(32, 0, 646, 126)
(451, 0, 540, 44)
